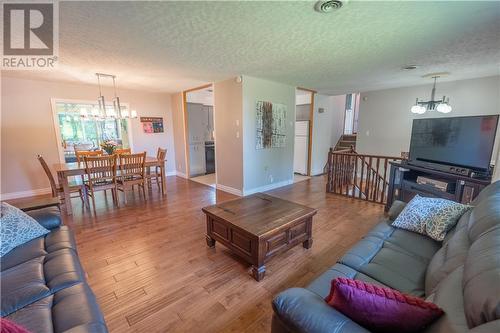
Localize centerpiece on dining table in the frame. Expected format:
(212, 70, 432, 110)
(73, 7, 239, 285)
(100, 140, 117, 155)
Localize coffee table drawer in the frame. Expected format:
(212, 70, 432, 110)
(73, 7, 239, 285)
(290, 222, 307, 241)
(211, 220, 229, 241)
(266, 231, 288, 256)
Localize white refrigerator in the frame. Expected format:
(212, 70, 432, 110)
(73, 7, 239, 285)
(294, 121, 309, 175)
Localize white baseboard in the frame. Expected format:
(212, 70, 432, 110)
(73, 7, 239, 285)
(0, 187, 52, 200)
(243, 179, 294, 196)
(176, 171, 188, 179)
(166, 171, 177, 177)
(216, 184, 243, 196)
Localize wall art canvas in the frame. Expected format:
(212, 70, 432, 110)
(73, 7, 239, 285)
(140, 117, 164, 133)
(256, 101, 287, 149)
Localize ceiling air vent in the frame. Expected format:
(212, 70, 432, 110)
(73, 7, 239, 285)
(314, 0, 346, 13)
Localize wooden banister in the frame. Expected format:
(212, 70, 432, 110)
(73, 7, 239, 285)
(326, 149, 403, 205)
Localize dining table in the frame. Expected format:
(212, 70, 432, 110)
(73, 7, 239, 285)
(54, 156, 166, 215)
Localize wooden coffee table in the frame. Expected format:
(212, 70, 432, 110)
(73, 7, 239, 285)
(202, 193, 317, 281)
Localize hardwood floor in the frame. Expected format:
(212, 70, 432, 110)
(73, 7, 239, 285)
(47, 176, 385, 332)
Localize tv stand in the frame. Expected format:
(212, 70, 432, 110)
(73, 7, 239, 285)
(385, 161, 492, 211)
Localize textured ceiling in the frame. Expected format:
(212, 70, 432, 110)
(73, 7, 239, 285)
(3, 1, 500, 94)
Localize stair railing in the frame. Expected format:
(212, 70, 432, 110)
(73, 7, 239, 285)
(326, 147, 403, 204)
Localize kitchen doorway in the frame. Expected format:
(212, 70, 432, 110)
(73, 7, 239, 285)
(183, 84, 216, 187)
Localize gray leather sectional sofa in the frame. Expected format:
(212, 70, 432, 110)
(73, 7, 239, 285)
(0, 207, 108, 333)
(272, 180, 500, 333)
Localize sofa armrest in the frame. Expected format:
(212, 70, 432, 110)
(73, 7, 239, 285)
(388, 200, 407, 221)
(26, 207, 62, 230)
(272, 288, 370, 333)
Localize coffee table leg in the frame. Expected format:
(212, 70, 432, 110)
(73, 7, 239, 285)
(206, 235, 216, 248)
(303, 238, 313, 249)
(251, 265, 266, 281)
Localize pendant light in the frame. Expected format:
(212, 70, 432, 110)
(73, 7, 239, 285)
(411, 74, 452, 114)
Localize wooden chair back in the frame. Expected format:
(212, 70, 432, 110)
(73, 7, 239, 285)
(120, 152, 146, 179)
(83, 155, 117, 188)
(115, 148, 132, 155)
(76, 150, 103, 163)
(37, 155, 58, 197)
(156, 148, 167, 161)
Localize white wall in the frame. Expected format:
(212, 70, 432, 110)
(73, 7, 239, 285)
(357, 76, 500, 166)
(310, 94, 346, 175)
(242, 76, 296, 194)
(1, 75, 176, 198)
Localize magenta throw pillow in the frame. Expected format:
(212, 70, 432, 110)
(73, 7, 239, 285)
(0, 318, 31, 333)
(325, 278, 444, 333)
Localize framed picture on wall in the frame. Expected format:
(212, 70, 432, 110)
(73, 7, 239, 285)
(140, 117, 164, 133)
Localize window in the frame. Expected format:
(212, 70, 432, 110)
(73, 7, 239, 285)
(55, 102, 130, 162)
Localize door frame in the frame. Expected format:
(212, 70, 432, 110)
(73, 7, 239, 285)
(296, 87, 316, 176)
(182, 83, 213, 179)
(50, 98, 133, 163)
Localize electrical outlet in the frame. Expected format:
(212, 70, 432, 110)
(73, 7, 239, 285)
(269, 175, 274, 183)
(236, 131, 240, 138)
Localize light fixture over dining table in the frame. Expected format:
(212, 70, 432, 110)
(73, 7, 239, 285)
(80, 73, 138, 120)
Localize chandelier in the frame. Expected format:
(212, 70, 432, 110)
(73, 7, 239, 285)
(410, 75, 452, 114)
(80, 73, 138, 119)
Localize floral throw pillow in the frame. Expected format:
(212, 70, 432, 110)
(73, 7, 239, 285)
(0, 202, 49, 257)
(392, 195, 471, 241)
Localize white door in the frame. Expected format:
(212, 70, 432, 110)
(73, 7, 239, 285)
(294, 121, 309, 175)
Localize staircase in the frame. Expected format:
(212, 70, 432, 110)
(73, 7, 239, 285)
(334, 134, 357, 151)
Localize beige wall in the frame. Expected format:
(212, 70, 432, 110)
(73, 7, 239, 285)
(213, 78, 243, 192)
(242, 76, 296, 193)
(170, 92, 187, 177)
(1, 75, 176, 198)
(310, 94, 346, 175)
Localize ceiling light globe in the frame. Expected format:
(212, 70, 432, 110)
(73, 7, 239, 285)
(411, 105, 422, 114)
(436, 103, 452, 113)
(411, 105, 426, 114)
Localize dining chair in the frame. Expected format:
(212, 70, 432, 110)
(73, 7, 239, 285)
(145, 148, 167, 193)
(37, 155, 85, 204)
(117, 152, 147, 204)
(83, 155, 119, 214)
(75, 150, 103, 163)
(115, 148, 132, 155)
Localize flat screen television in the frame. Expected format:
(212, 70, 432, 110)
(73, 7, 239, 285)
(409, 115, 499, 172)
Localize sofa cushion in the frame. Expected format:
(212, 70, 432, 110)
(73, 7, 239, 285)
(1, 257, 51, 317)
(463, 226, 500, 328)
(367, 220, 441, 261)
(392, 195, 471, 241)
(0, 226, 77, 272)
(467, 192, 500, 243)
(423, 266, 469, 333)
(425, 218, 470, 295)
(0, 203, 49, 257)
(339, 235, 433, 296)
(307, 264, 388, 298)
(26, 207, 62, 230)
(1, 248, 85, 317)
(6, 284, 107, 333)
(273, 287, 370, 333)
